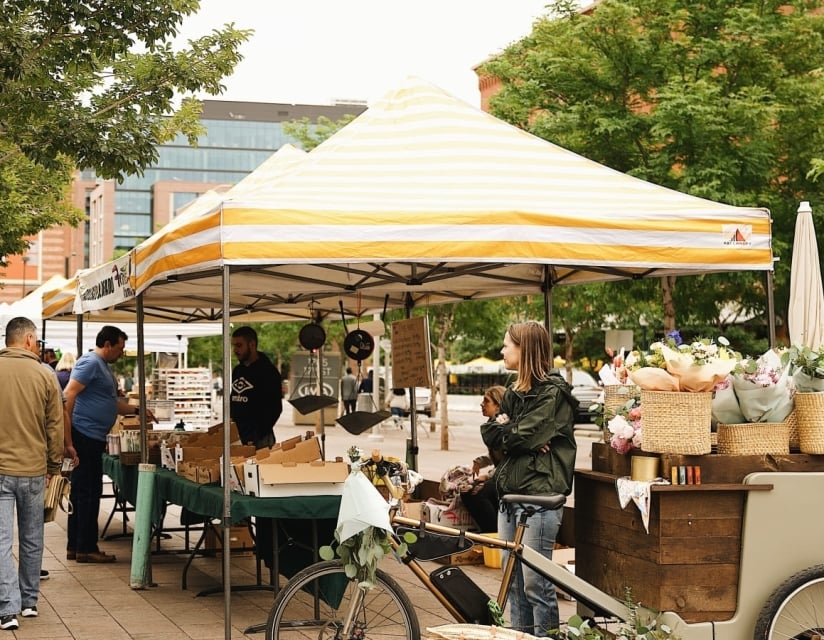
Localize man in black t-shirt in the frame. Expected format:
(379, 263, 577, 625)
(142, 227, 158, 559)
(230, 327, 282, 449)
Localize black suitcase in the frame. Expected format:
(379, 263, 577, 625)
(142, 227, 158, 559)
(430, 565, 493, 625)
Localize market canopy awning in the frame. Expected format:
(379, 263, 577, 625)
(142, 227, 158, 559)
(119, 76, 772, 323)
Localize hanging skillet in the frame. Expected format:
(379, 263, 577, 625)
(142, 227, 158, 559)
(290, 319, 336, 414)
(339, 301, 375, 362)
(298, 320, 326, 351)
(336, 301, 389, 434)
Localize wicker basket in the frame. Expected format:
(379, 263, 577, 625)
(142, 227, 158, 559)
(604, 384, 638, 416)
(640, 390, 713, 454)
(786, 410, 799, 452)
(795, 392, 824, 454)
(716, 421, 790, 455)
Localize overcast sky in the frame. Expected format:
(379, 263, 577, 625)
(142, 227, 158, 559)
(178, 0, 553, 108)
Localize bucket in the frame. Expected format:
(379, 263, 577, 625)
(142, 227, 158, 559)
(631, 455, 660, 482)
(482, 533, 501, 569)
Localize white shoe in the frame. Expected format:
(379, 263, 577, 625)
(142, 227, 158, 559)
(22, 606, 38, 618)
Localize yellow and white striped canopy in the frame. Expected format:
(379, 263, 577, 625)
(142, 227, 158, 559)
(99, 77, 775, 320)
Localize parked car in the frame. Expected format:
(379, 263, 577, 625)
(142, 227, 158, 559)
(566, 369, 602, 423)
(401, 387, 434, 417)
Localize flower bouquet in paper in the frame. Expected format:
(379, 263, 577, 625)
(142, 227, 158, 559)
(625, 341, 680, 391)
(630, 331, 739, 392)
(731, 349, 793, 423)
(711, 375, 745, 425)
(659, 334, 739, 392)
(786, 344, 824, 392)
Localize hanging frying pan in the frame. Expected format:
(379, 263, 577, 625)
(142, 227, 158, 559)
(344, 329, 374, 361)
(298, 321, 326, 351)
(339, 301, 375, 361)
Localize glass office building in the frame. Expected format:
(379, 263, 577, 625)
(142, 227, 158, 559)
(101, 100, 367, 254)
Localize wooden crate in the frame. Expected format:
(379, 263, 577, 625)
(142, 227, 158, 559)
(574, 470, 746, 622)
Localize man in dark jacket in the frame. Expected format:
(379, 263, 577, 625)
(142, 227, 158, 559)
(230, 326, 283, 449)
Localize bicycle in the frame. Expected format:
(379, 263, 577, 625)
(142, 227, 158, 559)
(263, 489, 625, 640)
(264, 468, 824, 640)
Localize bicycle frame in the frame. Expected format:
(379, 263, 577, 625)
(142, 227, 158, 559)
(390, 511, 631, 626)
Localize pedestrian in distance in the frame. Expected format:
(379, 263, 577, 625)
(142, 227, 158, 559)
(55, 351, 76, 390)
(0, 317, 64, 630)
(358, 369, 374, 394)
(340, 367, 358, 415)
(480, 321, 578, 637)
(63, 325, 156, 564)
(42, 347, 58, 369)
(386, 388, 409, 428)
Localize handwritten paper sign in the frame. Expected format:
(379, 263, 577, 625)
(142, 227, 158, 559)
(390, 317, 433, 389)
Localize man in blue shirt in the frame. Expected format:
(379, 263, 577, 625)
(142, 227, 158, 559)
(63, 325, 154, 563)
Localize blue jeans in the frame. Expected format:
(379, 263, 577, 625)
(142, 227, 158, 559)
(0, 474, 45, 616)
(67, 429, 106, 554)
(498, 502, 563, 637)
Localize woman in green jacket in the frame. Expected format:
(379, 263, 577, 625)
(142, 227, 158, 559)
(480, 321, 577, 637)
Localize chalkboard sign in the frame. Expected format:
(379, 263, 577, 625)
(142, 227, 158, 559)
(390, 317, 433, 389)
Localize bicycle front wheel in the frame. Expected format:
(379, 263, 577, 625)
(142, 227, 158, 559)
(265, 560, 420, 640)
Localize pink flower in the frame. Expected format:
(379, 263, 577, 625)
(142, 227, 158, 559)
(607, 413, 642, 454)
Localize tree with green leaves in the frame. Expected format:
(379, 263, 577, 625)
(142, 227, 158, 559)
(282, 115, 359, 151)
(0, 0, 251, 264)
(479, 0, 824, 336)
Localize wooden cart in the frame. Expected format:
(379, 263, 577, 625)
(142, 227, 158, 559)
(573, 442, 824, 638)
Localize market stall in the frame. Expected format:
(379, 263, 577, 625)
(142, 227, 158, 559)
(48, 77, 777, 637)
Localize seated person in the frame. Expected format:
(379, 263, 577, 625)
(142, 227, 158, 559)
(386, 388, 408, 428)
(460, 385, 506, 533)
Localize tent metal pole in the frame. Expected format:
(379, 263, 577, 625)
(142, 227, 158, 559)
(405, 294, 418, 473)
(76, 314, 82, 357)
(543, 266, 553, 362)
(766, 269, 776, 348)
(221, 265, 232, 640)
(137, 295, 146, 462)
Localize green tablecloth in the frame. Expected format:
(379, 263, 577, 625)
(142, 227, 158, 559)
(102, 454, 341, 525)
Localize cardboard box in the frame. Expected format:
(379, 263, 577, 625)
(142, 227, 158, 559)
(433, 545, 485, 566)
(257, 436, 322, 465)
(220, 455, 252, 494)
(421, 500, 477, 529)
(180, 445, 255, 462)
(244, 460, 348, 497)
(204, 524, 255, 556)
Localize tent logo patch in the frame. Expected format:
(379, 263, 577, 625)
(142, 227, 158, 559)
(722, 224, 752, 246)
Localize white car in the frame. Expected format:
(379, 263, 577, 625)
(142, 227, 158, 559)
(566, 369, 602, 423)
(402, 387, 434, 417)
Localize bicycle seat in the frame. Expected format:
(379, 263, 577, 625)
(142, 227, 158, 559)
(501, 493, 566, 510)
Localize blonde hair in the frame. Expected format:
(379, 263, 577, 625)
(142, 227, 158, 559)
(484, 385, 506, 409)
(56, 351, 76, 371)
(507, 321, 552, 392)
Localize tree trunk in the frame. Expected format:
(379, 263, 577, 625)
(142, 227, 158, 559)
(436, 310, 456, 451)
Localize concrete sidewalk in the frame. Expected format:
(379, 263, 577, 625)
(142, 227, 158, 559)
(20, 404, 598, 639)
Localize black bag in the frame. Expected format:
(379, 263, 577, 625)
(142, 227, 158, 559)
(430, 565, 492, 625)
(397, 525, 474, 561)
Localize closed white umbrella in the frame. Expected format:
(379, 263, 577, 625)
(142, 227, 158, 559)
(788, 201, 824, 350)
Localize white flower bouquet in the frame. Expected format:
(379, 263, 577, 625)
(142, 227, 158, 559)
(628, 331, 739, 392)
(731, 349, 793, 423)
